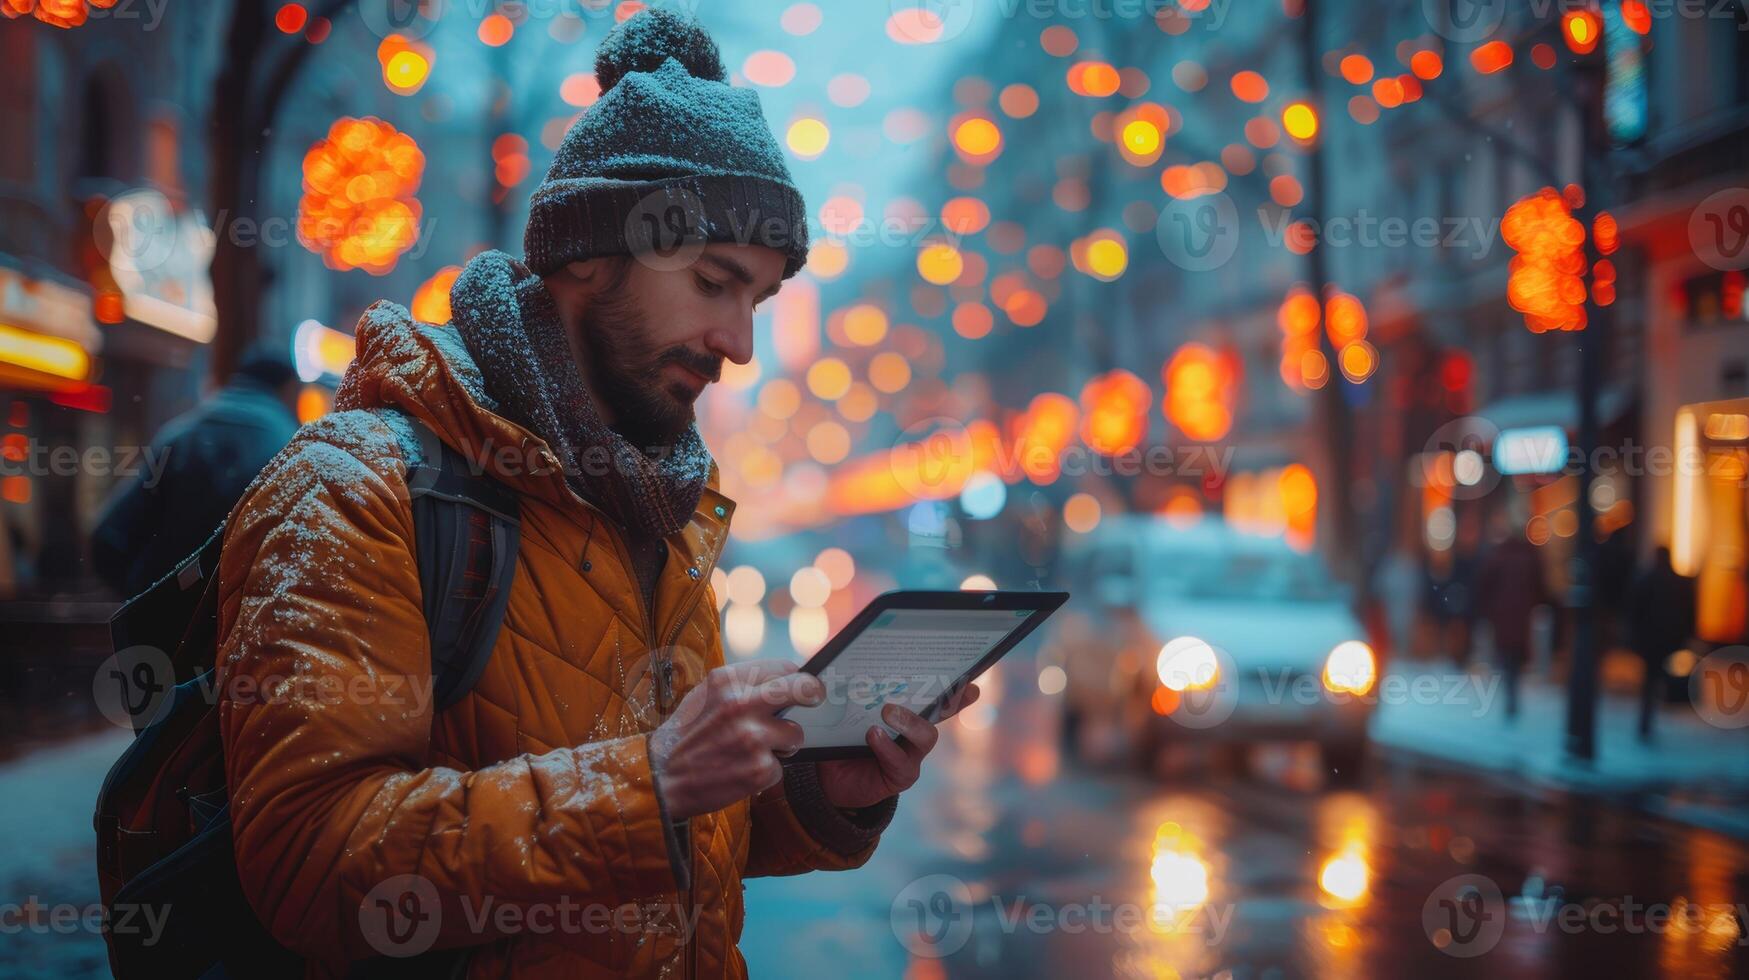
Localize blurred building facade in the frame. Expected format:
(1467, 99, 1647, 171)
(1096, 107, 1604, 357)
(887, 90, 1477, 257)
(0, 8, 222, 598)
(0, 5, 610, 599)
(889, 0, 1749, 658)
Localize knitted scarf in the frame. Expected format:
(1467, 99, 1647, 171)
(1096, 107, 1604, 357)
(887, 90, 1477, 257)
(449, 249, 711, 541)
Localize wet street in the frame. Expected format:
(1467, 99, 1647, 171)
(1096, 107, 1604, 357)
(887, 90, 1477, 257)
(741, 691, 1749, 980)
(3, 657, 1746, 979)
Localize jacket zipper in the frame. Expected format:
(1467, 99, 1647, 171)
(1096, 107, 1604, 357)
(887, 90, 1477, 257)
(585, 511, 721, 980)
(661, 553, 715, 980)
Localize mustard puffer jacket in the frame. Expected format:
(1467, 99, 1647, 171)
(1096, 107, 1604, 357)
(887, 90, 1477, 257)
(215, 303, 888, 978)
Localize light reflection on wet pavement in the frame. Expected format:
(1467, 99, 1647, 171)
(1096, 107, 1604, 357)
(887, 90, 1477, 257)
(742, 692, 1749, 979)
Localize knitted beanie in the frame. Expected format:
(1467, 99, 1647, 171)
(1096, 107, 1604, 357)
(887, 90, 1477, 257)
(523, 9, 809, 279)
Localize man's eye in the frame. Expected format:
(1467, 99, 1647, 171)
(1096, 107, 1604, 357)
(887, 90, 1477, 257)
(695, 275, 724, 296)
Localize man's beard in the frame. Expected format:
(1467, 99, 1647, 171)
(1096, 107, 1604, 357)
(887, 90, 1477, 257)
(579, 292, 719, 450)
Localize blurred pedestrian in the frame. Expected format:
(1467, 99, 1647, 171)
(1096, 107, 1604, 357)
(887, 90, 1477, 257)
(1628, 546, 1696, 742)
(1476, 514, 1551, 720)
(89, 345, 300, 599)
(1424, 546, 1478, 665)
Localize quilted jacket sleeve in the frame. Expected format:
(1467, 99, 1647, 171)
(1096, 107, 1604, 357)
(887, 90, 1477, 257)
(741, 759, 896, 878)
(216, 427, 681, 965)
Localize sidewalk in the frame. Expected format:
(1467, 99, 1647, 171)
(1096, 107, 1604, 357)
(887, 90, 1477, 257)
(1370, 661, 1749, 840)
(0, 727, 131, 978)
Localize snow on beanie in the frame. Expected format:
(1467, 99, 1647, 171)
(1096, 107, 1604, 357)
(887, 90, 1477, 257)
(523, 9, 809, 279)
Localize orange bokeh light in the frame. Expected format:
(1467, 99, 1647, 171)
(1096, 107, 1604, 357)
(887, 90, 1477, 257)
(2, 0, 116, 28)
(297, 117, 425, 276)
(1372, 76, 1405, 108)
(1621, 0, 1652, 34)
(1163, 343, 1236, 441)
(1278, 287, 1322, 391)
(1471, 41, 1514, 75)
(478, 13, 514, 46)
(1079, 369, 1151, 456)
(952, 114, 1004, 163)
(1230, 70, 1269, 103)
(1339, 55, 1374, 85)
(275, 3, 307, 34)
(1503, 187, 1589, 332)
(411, 265, 462, 324)
(1069, 61, 1122, 97)
(1562, 9, 1603, 54)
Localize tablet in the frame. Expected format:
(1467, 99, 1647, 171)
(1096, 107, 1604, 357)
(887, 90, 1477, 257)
(777, 590, 1069, 760)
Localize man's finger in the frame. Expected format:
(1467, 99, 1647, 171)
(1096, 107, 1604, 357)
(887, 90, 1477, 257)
(764, 718, 807, 756)
(881, 703, 938, 755)
(719, 658, 799, 692)
(867, 723, 913, 782)
(740, 671, 826, 714)
(934, 682, 981, 722)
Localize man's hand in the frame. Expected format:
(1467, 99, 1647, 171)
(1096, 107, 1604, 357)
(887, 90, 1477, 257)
(815, 682, 983, 810)
(648, 660, 821, 821)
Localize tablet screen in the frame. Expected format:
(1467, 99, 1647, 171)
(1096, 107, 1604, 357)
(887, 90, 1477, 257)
(781, 607, 1035, 749)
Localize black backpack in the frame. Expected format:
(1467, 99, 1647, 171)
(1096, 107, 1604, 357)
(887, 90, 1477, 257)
(93, 414, 520, 979)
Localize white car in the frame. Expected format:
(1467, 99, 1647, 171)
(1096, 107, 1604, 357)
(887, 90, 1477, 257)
(1051, 515, 1375, 780)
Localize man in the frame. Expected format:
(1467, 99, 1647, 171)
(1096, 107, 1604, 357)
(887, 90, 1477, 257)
(91, 345, 299, 598)
(1628, 545, 1695, 741)
(214, 11, 976, 978)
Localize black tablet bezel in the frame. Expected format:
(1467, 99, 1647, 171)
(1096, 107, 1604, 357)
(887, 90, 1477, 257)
(778, 589, 1070, 761)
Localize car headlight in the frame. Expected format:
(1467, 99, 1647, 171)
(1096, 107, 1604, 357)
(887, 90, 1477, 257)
(1322, 640, 1376, 695)
(1157, 636, 1219, 692)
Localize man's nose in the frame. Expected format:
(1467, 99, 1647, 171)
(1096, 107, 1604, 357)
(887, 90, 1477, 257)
(701, 315, 754, 366)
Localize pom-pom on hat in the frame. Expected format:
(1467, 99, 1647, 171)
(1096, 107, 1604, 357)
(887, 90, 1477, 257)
(523, 9, 809, 279)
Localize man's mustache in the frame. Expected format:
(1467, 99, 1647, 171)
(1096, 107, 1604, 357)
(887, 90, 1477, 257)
(657, 346, 721, 383)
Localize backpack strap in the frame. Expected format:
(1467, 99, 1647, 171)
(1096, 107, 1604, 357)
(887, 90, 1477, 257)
(400, 417, 521, 711)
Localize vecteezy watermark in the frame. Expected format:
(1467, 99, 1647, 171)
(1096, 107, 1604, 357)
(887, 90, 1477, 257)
(1417, 417, 1749, 497)
(1425, 0, 1749, 41)
(1423, 874, 1508, 957)
(358, 0, 706, 41)
(1421, 0, 1508, 42)
(1416, 416, 1502, 501)
(887, 0, 1233, 41)
(27, 0, 171, 30)
(358, 874, 707, 958)
(887, 416, 1235, 501)
(1690, 188, 1749, 272)
(93, 646, 177, 730)
(391, 433, 718, 490)
(94, 199, 439, 275)
(0, 897, 170, 946)
(1156, 193, 1241, 272)
(886, 0, 979, 43)
(1691, 646, 1749, 730)
(624, 187, 711, 273)
(1257, 668, 1502, 717)
(1258, 209, 1503, 261)
(1424, 874, 1749, 957)
(92, 644, 440, 732)
(1152, 662, 1502, 731)
(619, 189, 972, 274)
(889, 873, 1232, 958)
(1511, 890, 1749, 947)
(0, 441, 171, 485)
